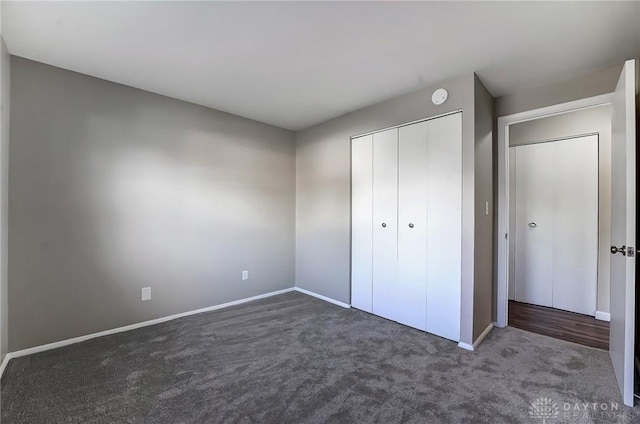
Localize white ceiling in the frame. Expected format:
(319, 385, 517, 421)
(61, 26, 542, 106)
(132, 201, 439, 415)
(3, 1, 640, 131)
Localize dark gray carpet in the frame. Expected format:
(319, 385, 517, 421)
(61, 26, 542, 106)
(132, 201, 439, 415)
(1, 292, 638, 423)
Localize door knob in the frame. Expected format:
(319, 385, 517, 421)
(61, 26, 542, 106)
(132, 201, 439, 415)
(528, 222, 537, 228)
(408, 223, 414, 228)
(611, 245, 627, 256)
(381, 223, 387, 228)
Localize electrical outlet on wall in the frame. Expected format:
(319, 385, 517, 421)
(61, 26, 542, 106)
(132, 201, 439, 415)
(141, 287, 151, 301)
(242, 270, 249, 281)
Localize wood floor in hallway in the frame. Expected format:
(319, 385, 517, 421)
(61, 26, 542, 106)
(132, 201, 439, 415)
(508, 300, 609, 350)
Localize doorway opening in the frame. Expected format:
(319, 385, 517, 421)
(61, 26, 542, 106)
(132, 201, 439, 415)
(496, 60, 637, 407)
(496, 94, 614, 329)
(506, 109, 611, 350)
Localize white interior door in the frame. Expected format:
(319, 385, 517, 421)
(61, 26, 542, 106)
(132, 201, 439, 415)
(425, 113, 462, 341)
(372, 128, 399, 322)
(351, 134, 373, 312)
(514, 142, 555, 308)
(552, 135, 598, 315)
(397, 121, 428, 331)
(609, 59, 636, 407)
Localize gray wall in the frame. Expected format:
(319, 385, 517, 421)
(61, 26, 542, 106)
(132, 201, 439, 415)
(472, 76, 494, 340)
(0, 37, 8, 362)
(495, 64, 621, 117)
(295, 73, 494, 345)
(508, 105, 612, 314)
(9, 57, 296, 351)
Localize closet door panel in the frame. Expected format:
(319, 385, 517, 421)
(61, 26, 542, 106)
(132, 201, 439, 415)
(397, 122, 428, 331)
(514, 143, 554, 308)
(351, 135, 373, 312)
(552, 135, 598, 315)
(425, 113, 462, 341)
(372, 129, 399, 321)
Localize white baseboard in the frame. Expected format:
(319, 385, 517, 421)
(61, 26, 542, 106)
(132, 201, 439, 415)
(0, 287, 296, 378)
(1, 286, 350, 379)
(595, 311, 611, 322)
(474, 322, 495, 348)
(458, 322, 494, 351)
(458, 342, 474, 351)
(294, 287, 351, 309)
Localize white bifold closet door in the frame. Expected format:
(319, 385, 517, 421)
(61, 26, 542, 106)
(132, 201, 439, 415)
(350, 112, 462, 342)
(396, 114, 462, 336)
(351, 134, 373, 312)
(513, 142, 555, 308)
(423, 113, 462, 340)
(371, 129, 399, 322)
(514, 135, 598, 316)
(396, 121, 429, 330)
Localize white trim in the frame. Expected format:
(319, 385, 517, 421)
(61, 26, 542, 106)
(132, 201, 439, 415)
(0, 354, 10, 378)
(457, 322, 494, 351)
(496, 93, 613, 328)
(351, 109, 462, 139)
(458, 342, 474, 351)
(473, 322, 495, 349)
(596, 311, 611, 322)
(0, 287, 295, 377)
(294, 287, 351, 308)
(513, 131, 600, 147)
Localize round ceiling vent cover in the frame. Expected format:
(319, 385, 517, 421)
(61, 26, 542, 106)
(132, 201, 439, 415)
(431, 88, 448, 105)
